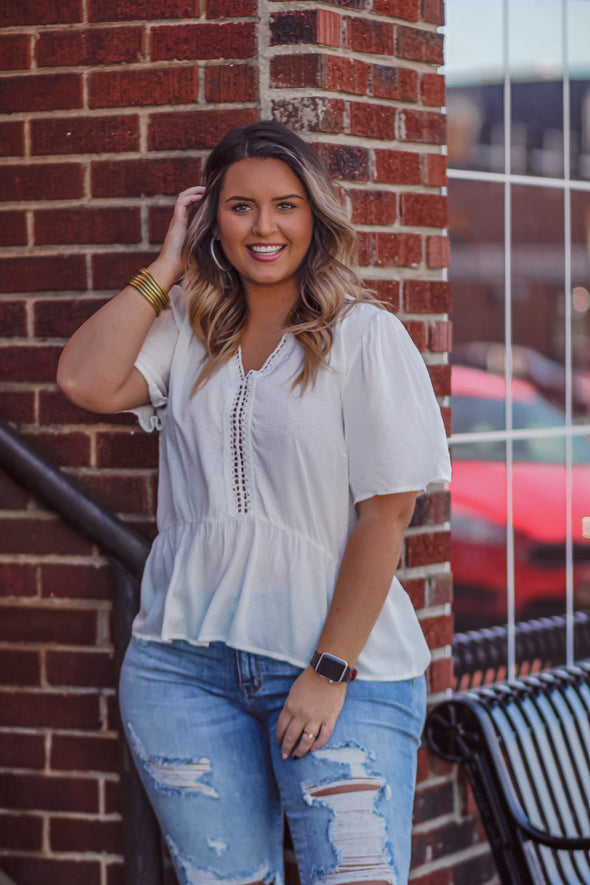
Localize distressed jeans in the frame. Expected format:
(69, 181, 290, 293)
(119, 637, 426, 885)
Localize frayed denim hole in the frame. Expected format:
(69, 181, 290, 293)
(167, 835, 280, 885)
(301, 743, 397, 885)
(126, 724, 218, 797)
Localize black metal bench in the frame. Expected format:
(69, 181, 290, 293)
(425, 662, 590, 884)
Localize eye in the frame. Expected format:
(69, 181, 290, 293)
(277, 201, 296, 210)
(230, 202, 251, 213)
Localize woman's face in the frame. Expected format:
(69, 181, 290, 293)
(216, 157, 314, 300)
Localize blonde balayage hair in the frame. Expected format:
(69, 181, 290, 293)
(182, 120, 381, 392)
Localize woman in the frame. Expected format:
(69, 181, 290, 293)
(58, 121, 451, 885)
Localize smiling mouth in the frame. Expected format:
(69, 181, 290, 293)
(247, 244, 286, 257)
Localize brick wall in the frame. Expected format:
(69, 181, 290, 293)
(0, 1, 492, 883)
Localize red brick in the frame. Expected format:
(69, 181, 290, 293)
(96, 431, 159, 469)
(403, 319, 426, 351)
(38, 394, 134, 429)
(0, 33, 30, 69)
(401, 192, 448, 228)
(0, 345, 61, 382)
(205, 64, 258, 102)
(35, 208, 141, 246)
(0, 0, 81, 26)
(31, 115, 139, 155)
(0, 391, 36, 424)
(421, 613, 454, 649)
(51, 816, 123, 854)
(421, 72, 445, 107)
(427, 363, 451, 397)
(92, 252, 160, 290)
(20, 431, 90, 467)
(2, 857, 100, 885)
(428, 571, 453, 606)
(0, 515, 93, 556)
(345, 17, 394, 55)
(91, 158, 201, 198)
(372, 0, 419, 18)
(410, 869, 452, 885)
(349, 102, 397, 139)
(348, 190, 397, 225)
(270, 53, 322, 88)
(406, 530, 450, 568)
(317, 143, 369, 181)
(0, 299, 27, 333)
(207, 0, 257, 14)
(0, 650, 41, 687)
(0, 470, 33, 510)
(422, 0, 444, 25)
(78, 473, 149, 514)
(0, 692, 100, 730)
(429, 319, 452, 352)
(149, 110, 257, 150)
(0, 813, 43, 851)
(370, 279, 400, 311)
(41, 563, 115, 601)
(272, 97, 345, 133)
(88, 0, 196, 19)
(413, 780, 455, 825)
(0, 605, 96, 645)
(0, 563, 37, 597)
(396, 25, 443, 64)
(149, 205, 174, 243)
(271, 10, 340, 47)
(424, 153, 447, 186)
(0, 121, 25, 156)
(427, 235, 451, 268)
(34, 298, 107, 339)
(325, 56, 370, 93)
(372, 64, 418, 102)
(89, 67, 199, 109)
(36, 27, 144, 67)
(0, 73, 82, 113)
(374, 149, 421, 184)
(107, 862, 125, 885)
(319, 0, 368, 7)
(375, 233, 422, 267)
(105, 779, 121, 814)
(0, 212, 27, 247)
(47, 650, 116, 689)
(0, 255, 86, 294)
(401, 109, 446, 145)
(403, 577, 425, 609)
(152, 22, 256, 60)
(0, 733, 45, 769)
(51, 734, 119, 774)
(0, 163, 84, 200)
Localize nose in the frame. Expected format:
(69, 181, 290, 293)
(252, 206, 276, 237)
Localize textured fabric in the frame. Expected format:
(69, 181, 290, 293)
(129, 288, 451, 679)
(120, 637, 427, 885)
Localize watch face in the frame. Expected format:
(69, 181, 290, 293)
(318, 654, 346, 682)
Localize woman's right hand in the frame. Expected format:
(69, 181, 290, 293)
(155, 186, 206, 284)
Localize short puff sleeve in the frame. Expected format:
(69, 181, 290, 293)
(343, 310, 451, 504)
(129, 285, 182, 433)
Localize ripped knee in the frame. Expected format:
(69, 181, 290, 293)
(126, 725, 218, 796)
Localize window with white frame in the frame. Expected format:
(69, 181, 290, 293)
(444, 0, 590, 666)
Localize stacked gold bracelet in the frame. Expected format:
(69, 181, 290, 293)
(128, 268, 170, 317)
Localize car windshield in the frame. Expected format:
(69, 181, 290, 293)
(451, 394, 590, 464)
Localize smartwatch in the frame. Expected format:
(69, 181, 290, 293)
(310, 650, 357, 683)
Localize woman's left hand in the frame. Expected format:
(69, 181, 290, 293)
(276, 667, 347, 759)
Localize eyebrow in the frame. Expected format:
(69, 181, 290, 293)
(224, 193, 305, 203)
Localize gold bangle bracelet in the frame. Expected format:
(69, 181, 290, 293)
(128, 268, 170, 317)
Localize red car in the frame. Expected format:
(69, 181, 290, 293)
(450, 366, 590, 631)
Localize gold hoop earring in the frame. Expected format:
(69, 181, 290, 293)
(209, 237, 232, 272)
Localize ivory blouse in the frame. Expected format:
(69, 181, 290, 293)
(130, 287, 451, 680)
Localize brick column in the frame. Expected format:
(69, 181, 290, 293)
(0, 1, 468, 883)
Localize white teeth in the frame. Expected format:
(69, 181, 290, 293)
(249, 245, 284, 254)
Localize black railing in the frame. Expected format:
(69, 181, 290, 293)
(0, 419, 162, 885)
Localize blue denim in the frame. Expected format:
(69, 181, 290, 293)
(119, 637, 426, 885)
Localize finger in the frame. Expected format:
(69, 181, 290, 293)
(310, 721, 333, 750)
(280, 719, 306, 759)
(292, 725, 321, 759)
(275, 709, 290, 746)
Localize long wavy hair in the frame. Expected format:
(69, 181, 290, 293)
(182, 120, 381, 392)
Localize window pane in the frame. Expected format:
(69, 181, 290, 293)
(450, 437, 508, 632)
(449, 180, 506, 422)
(445, 0, 504, 172)
(568, 0, 590, 181)
(512, 185, 566, 417)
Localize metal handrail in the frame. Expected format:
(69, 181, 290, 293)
(0, 419, 161, 885)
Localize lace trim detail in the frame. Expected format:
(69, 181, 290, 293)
(230, 374, 252, 514)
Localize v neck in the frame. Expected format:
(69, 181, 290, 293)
(236, 333, 290, 379)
